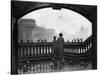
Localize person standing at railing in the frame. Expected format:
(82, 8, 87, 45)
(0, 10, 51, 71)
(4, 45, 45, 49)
(52, 36, 58, 69)
(57, 33, 65, 70)
(53, 36, 57, 58)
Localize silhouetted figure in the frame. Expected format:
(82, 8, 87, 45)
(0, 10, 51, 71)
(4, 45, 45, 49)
(52, 36, 58, 69)
(44, 39, 47, 42)
(77, 38, 80, 42)
(74, 39, 76, 42)
(53, 36, 57, 57)
(57, 33, 65, 70)
(72, 39, 76, 42)
(80, 38, 83, 42)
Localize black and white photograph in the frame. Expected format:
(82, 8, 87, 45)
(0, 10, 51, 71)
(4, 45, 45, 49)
(11, 0, 97, 74)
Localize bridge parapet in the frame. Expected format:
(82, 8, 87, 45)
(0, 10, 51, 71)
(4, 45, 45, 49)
(18, 36, 92, 61)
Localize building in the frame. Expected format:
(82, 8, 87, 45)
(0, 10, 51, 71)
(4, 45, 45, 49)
(18, 19, 36, 42)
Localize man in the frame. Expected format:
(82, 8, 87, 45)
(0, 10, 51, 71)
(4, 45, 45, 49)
(52, 36, 58, 69)
(57, 33, 65, 70)
(53, 36, 57, 59)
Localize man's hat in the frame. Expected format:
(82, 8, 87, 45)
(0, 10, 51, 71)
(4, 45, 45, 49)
(59, 33, 63, 36)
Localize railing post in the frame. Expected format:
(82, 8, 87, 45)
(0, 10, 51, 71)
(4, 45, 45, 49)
(45, 46, 47, 55)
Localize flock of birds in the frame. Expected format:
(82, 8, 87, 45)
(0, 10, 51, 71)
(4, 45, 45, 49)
(18, 38, 83, 43)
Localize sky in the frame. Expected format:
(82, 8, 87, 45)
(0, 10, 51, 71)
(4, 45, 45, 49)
(21, 7, 92, 42)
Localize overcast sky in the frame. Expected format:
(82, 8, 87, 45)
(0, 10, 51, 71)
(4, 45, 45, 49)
(21, 8, 92, 41)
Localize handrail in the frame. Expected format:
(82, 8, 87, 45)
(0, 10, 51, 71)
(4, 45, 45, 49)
(18, 36, 92, 46)
(18, 36, 92, 61)
(64, 35, 92, 46)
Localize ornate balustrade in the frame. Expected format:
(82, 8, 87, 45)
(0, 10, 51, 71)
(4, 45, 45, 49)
(18, 42, 53, 60)
(18, 36, 92, 61)
(63, 36, 92, 59)
(64, 36, 92, 54)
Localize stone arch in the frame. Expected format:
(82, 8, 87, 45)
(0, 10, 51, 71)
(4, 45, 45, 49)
(11, 1, 97, 74)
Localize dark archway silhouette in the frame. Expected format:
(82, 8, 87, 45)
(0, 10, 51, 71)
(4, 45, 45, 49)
(11, 1, 97, 74)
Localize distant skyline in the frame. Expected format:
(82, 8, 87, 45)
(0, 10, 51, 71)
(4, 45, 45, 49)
(19, 7, 92, 42)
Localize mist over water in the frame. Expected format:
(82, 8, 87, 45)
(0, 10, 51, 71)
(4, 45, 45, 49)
(28, 24, 89, 42)
(19, 8, 92, 42)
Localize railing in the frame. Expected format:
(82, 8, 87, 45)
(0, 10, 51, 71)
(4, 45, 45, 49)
(64, 36, 92, 54)
(18, 36, 92, 61)
(18, 42, 53, 58)
(63, 36, 92, 59)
